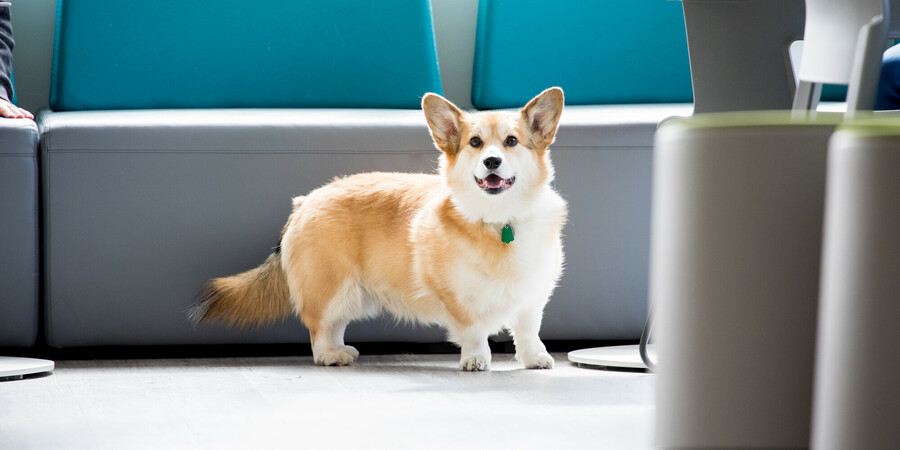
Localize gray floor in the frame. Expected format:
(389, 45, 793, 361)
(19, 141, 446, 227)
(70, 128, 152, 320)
(0, 353, 655, 449)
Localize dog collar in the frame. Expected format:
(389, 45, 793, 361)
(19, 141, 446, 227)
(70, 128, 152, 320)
(501, 224, 514, 244)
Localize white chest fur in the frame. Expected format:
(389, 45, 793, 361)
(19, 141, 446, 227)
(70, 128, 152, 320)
(448, 192, 566, 331)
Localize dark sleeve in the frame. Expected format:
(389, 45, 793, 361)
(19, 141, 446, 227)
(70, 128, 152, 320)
(0, 6, 14, 103)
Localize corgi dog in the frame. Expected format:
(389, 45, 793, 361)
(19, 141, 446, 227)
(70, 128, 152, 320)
(189, 88, 568, 371)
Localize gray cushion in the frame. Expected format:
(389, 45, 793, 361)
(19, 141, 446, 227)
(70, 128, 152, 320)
(0, 119, 39, 347)
(38, 105, 691, 347)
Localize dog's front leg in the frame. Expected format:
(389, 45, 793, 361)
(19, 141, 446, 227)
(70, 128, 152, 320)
(452, 325, 492, 371)
(509, 307, 554, 369)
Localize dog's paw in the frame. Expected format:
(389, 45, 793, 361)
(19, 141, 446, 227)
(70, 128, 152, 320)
(460, 354, 490, 372)
(521, 352, 554, 370)
(314, 348, 356, 366)
(338, 345, 360, 359)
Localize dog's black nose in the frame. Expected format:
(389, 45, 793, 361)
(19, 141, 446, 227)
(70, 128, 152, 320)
(483, 156, 502, 170)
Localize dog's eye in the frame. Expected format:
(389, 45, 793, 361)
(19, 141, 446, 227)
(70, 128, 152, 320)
(469, 136, 483, 148)
(504, 136, 518, 147)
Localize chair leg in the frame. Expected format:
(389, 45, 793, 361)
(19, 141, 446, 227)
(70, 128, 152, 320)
(792, 80, 822, 115)
(846, 15, 888, 116)
(638, 303, 655, 371)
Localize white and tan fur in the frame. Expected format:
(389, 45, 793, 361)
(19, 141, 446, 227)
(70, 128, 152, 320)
(190, 88, 568, 371)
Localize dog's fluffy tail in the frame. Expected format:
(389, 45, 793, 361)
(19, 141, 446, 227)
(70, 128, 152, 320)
(188, 252, 291, 328)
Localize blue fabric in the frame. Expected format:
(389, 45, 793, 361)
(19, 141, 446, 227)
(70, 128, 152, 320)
(51, 0, 442, 110)
(471, 0, 693, 110)
(875, 43, 900, 110)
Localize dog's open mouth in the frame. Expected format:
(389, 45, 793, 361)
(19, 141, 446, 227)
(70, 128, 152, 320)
(475, 174, 516, 194)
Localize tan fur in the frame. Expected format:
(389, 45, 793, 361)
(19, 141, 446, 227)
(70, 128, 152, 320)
(189, 253, 291, 328)
(191, 88, 568, 370)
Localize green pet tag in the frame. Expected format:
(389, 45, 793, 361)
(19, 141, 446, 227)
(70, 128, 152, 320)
(501, 224, 514, 244)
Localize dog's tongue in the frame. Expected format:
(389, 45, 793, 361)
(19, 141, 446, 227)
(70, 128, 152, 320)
(485, 174, 503, 188)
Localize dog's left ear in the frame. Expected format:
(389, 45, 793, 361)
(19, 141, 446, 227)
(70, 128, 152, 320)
(422, 93, 464, 154)
(522, 87, 564, 149)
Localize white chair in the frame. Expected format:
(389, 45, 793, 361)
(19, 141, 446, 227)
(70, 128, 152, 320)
(793, 0, 890, 115)
(653, 112, 838, 449)
(653, 1, 890, 448)
(679, 0, 900, 115)
(680, 0, 805, 114)
(811, 118, 900, 450)
(798, 3, 900, 449)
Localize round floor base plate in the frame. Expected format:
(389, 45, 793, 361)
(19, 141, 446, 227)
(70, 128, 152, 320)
(568, 344, 656, 371)
(0, 356, 55, 381)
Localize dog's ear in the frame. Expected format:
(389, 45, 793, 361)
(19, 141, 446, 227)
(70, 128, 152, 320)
(422, 93, 464, 154)
(522, 87, 564, 149)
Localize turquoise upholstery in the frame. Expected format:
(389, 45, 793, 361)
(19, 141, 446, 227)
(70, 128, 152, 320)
(822, 84, 848, 102)
(50, 0, 442, 110)
(472, 0, 692, 109)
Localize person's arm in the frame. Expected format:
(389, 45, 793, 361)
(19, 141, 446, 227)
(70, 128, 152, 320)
(0, 4, 32, 119)
(1, 4, 15, 103)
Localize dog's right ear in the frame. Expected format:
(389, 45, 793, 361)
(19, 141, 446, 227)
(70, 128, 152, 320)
(522, 87, 564, 150)
(422, 93, 464, 154)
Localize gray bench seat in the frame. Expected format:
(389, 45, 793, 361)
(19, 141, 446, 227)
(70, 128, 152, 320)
(0, 119, 39, 347)
(38, 104, 691, 347)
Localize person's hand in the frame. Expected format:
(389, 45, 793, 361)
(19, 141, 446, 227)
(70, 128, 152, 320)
(0, 98, 33, 119)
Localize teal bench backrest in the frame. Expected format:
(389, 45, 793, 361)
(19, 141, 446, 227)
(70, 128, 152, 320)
(472, 0, 693, 109)
(51, 0, 442, 110)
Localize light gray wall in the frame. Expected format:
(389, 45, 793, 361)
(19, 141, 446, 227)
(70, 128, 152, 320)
(9, 0, 55, 113)
(10, 0, 478, 112)
(431, 0, 478, 109)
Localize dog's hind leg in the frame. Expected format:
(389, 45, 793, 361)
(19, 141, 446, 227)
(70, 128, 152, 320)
(283, 241, 361, 366)
(309, 322, 357, 367)
(330, 321, 360, 359)
(303, 279, 366, 366)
